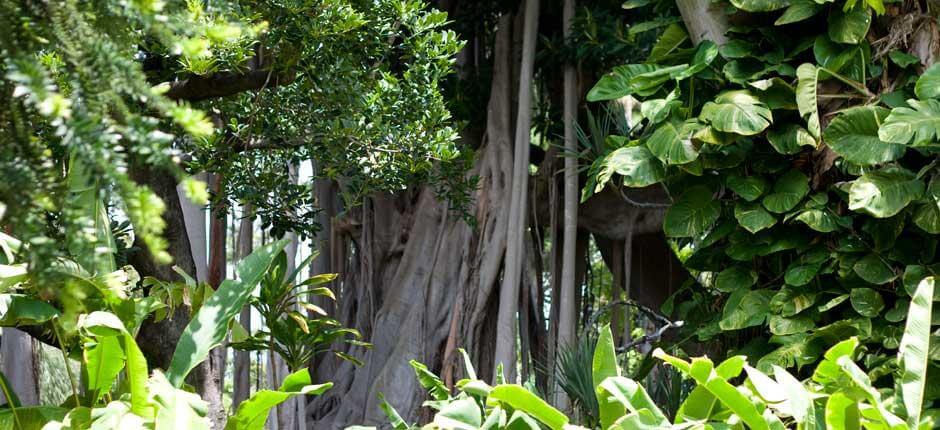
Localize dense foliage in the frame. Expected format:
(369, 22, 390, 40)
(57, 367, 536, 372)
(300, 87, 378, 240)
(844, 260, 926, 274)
(377, 286, 937, 430)
(586, 0, 940, 392)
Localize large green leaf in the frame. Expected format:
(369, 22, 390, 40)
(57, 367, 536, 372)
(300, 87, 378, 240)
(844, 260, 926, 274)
(411, 360, 449, 401)
(853, 253, 896, 285)
(773, 365, 816, 426)
(915, 63, 940, 100)
(828, 6, 871, 44)
(83, 335, 126, 403)
(647, 121, 699, 165)
(433, 397, 481, 430)
(225, 368, 331, 430)
(824, 106, 906, 165)
(150, 371, 211, 430)
(796, 64, 821, 137)
(489, 385, 568, 430)
(768, 123, 815, 154)
(735, 201, 777, 233)
(726, 174, 769, 202)
(720, 289, 772, 330)
(593, 325, 621, 430)
(879, 99, 940, 145)
(664, 186, 720, 237)
(913, 176, 940, 233)
(166, 239, 288, 387)
(598, 377, 667, 426)
(848, 167, 924, 218)
(0, 294, 59, 325)
(647, 24, 689, 63)
(825, 392, 861, 430)
(700, 90, 773, 136)
(730, 0, 789, 12)
(762, 170, 810, 213)
(602, 146, 665, 187)
(80, 311, 151, 417)
(899, 277, 933, 427)
(775, 0, 823, 25)
(587, 64, 677, 102)
(850, 288, 885, 317)
(715, 266, 757, 293)
(0, 406, 68, 430)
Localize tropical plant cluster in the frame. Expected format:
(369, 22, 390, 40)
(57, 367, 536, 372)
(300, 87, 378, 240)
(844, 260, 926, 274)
(383, 276, 935, 430)
(586, 0, 940, 390)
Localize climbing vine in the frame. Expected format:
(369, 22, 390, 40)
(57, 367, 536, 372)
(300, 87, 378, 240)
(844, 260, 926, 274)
(587, 0, 940, 389)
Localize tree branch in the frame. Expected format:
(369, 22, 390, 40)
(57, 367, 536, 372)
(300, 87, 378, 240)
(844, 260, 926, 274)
(165, 68, 296, 102)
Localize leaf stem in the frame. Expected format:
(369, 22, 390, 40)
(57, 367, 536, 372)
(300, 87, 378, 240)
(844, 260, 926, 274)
(51, 319, 81, 407)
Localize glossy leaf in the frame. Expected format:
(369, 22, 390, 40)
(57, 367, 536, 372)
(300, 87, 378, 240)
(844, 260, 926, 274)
(848, 167, 924, 218)
(824, 106, 906, 165)
(899, 277, 933, 427)
(664, 186, 720, 237)
(166, 239, 289, 387)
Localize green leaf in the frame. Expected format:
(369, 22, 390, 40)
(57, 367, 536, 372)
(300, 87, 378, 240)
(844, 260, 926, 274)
(674, 41, 719, 80)
(647, 24, 690, 63)
(824, 106, 906, 165)
(727, 174, 769, 201)
(593, 325, 622, 430)
(914, 176, 940, 233)
(647, 121, 699, 165)
(772, 286, 817, 315)
(775, 0, 824, 25)
(225, 368, 331, 430)
(848, 167, 924, 218)
(828, 6, 871, 44)
(0, 294, 59, 325)
(700, 90, 773, 136)
(768, 123, 816, 154)
(603, 146, 666, 187)
(687, 358, 770, 430)
(433, 397, 482, 430)
(796, 64, 821, 137)
(587, 64, 670, 102)
(773, 365, 816, 426)
(850, 288, 885, 317)
(730, 0, 790, 12)
(166, 239, 289, 387)
(664, 186, 720, 237)
(720, 289, 772, 330)
(79, 311, 150, 417)
(879, 99, 940, 145)
(597, 377, 667, 426)
(795, 209, 842, 232)
(853, 253, 897, 285)
(489, 385, 568, 430)
(735, 201, 777, 233)
(762, 170, 810, 213)
(150, 371, 211, 430)
(83, 336, 126, 403)
(899, 277, 933, 428)
(410, 360, 449, 401)
(915, 63, 940, 100)
(825, 392, 861, 430)
(377, 393, 408, 430)
(769, 314, 814, 335)
(715, 266, 757, 293)
(0, 406, 67, 430)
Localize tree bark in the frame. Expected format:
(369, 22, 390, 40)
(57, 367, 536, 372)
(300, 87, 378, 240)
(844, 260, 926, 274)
(0, 328, 39, 405)
(204, 173, 228, 430)
(233, 203, 254, 410)
(556, 0, 577, 412)
(676, 0, 730, 45)
(494, 0, 539, 382)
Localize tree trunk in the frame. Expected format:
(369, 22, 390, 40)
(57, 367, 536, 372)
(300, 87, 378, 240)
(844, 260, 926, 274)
(204, 173, 228, 429)
(556, 0, 577, 412)
(676, 0, 729, 45)
(233, 203, 254, 409)
(0, 328, 39, 405)
(306, 12, 516, 428)
(494, 0, 539, 382)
